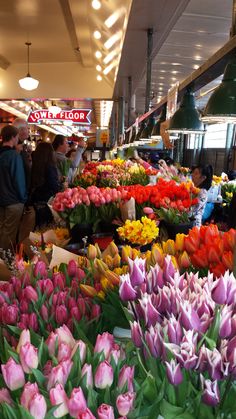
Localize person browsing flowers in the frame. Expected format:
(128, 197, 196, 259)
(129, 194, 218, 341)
(191, 164, 213, 227)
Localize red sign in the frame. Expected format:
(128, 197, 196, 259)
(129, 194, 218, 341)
(27, 109, 91, 125)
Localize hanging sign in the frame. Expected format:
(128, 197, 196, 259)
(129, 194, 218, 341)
(167, 82, 179, 120)
(100, 130, 109, 144)
(27, 109, 91, 125)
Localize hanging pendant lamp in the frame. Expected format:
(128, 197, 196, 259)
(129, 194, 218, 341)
(167, 90, 205, 134)
(19, 42, 39, 91)
(151, 106, 166, 139)
(202, 57, 236, 123)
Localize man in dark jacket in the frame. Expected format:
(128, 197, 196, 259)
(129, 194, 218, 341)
(0, 125, 27, 250)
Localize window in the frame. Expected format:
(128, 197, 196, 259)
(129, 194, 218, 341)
(203, 123, 227, 148)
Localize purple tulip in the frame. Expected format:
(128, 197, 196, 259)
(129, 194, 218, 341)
(95, 361, 113, 389)
(150, 265, 164, 290)
(180, 301, 201, 332)
(211, 276, 227, 304)
(130, 261, 145, 287)
(140, 294, 160, 327)
(201, 377, 220, 406)
(145, 325, 163, 358)
(119, 275, 137, 301)
(163, 255, 176, 281)
(196, 345, 208, 372)
(219, 306, 232, 339)
(157, 287, 171, 313)
(165, 359, 183, 386)
(206, 348, 223, 381)
(167, 315, 182, 345)
(130, 321, 143, 347)
(226, 335, 236, 374)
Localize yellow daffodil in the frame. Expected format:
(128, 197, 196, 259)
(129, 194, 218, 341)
(117, 216, 159, 245)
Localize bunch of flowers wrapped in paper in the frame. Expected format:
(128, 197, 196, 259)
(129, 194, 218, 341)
(117, 216, 159, 246)
(118, 254, 236, 417)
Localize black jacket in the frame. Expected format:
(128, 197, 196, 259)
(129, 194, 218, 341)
(0, 146, 27, 206)
(30, 165, 60, 204)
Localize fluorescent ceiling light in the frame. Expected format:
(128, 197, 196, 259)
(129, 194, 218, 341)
(105, 11, 120, 28)
(94, 30, 101, 39)
(104, 32, 121, 49)
(103, 50, 116, 64)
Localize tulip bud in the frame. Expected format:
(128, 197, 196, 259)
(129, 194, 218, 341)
(118, 365, 134, 392)
(1, 358, 25, 391)
(95, 361, 113, 389)
(104, 270, 120, 286)
(201, 377, 220, 406)
(20, 342, 39, 373)
(49, 383, 69, 418)
(119, 275, 137, 301)
(94, 332, 114, 358)
(40, 304, 49, 322)
(211, 277, 227, 305)
(80, 284, 97, 298)
(55, 305, 69, 325)
(71, 339, 86, 364)
(67, 259, 78, 276)
(97, 404, 115, 419)
(68, 387, 87, 417)
(179, 251, 191, 269)
(95, 259, 108, 275)
(130, 321, 143, 347)
(0, 388, 13, 405)
(116, 392, 135, 417)
(17, 329, 31, 353)
(28, 313, 38, 331)
(29, 393, 47, 419)
(1, 304, 18, 325)
(34, 261, 47, 278)
(87, 245, 97, 260)
(165, 360, 183, 386)
(21, 382, 39, 409)
(81, 364, 93, 387)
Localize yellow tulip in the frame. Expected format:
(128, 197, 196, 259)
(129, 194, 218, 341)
(151, 244, 164, 266)
(95, 243, 102, 259)
(104, 269, 120, 286)
(104, 255, 114, 270)
(80, 284, 97, 297)
(113, 253, 121, 268)
(87, 244, 97, 260)
(97, 290, 105, 300)
(171, 255, 178, 269)
(162, 240, 176, 256)
(175, 234, 186, 252)
(95, 259, 108, 275)
(179, 251, 191, 269)
(101, 277, 114, 291)
(121, 246, 132, 263)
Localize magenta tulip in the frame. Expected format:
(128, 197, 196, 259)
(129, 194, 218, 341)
(130, 262, 145, 287)
(1, 358, 25, 390)
(116, 392, 135, 417)
(1, 304, 18, 325)
(118, 365, 134, 392)
(165, 360, 183, 386)
(91, 304, 101, 319)
(23, 285, 38, 302)
(21, 382, 39, 409)
(68, 387, 87, 417)
(167, 316, 182, 345)
(40, 304, 49, 322)
(55, 305, 68, 325)
(0, 388, 13, 405)
(180, 302, 201, 332)
(130, 321, 143, 347)
(67, 260, 78, 277)
(97, 404, 115, 419)
(50, 383, 69, 418)
(141, 294, 160, 327)
(28, 313, 38, 331)
(34, 261, 47, 278)
(20, 342, 39, 373)
(29, 393, 47, 419)
(201, 377, 220, 406)
(95, 361, 113, 389)
(219, 306, 232, 339)
(119, 275, 137, 301)
(94, 332, 114, 359)
(52, 272, 66, 289)
(211, 277, 227, 304)
(81, 364, 93, 387)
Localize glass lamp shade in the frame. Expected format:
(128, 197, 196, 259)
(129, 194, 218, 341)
(202, 57, 236, 123)
(168, 90, 205, 134)
(18, 74, 39, 91)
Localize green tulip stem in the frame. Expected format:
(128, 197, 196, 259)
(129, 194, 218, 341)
(219, 375, 232, 411)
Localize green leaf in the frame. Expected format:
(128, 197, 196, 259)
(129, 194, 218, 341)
(206, 306, 220, 343)
(18, 405, 34, 419)
(87, 387, 98, 413)
(31, 368, 46, 386)
(2, 403, 19, 419)
(160, 399, 184, 419)
(8, 350, 19, 363)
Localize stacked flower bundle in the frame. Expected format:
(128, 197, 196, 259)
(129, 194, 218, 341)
(117, 216, 159, 246)
(0, 327, 139, 418)
(119, 255, 236, 417)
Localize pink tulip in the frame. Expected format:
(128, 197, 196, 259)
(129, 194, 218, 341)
(78, 408, 96, 419)
(71, 340, 86, 364)
(94, 332, 114, 359)
(1, 358, 25, 390)
(211, 276, 227, 305)
(116, 392, 135, 417)
(143, 207, 154, 215)
(130, 321, 143, 347)
(28, 313, 38, 331)
(52, 272, 66, 289)
(23, 286, 38, 302)
(109, 348, 121, 365)
(20, 342, 39, 373)
(118, 365, 134, 392)
(34, 261, 47, 278)
(43, 360, 53, 377)
(68, 260, 78, 276)
(21, 382, 39, 409)
(40, 304, 49, 322)
(50, 383, 69, 418)
(55, 305, 69, 325)
(165, 360, 183, 386)
(17, 329, 31, 353)
(29, 393, 47, 419)
(56, 325, 75, 348)
(46, 332, 57, 356)
(47, 359, 73, 390)
(97, 404, 115, 419)
(1, 304, 18, 325)
(58, 343, 72, 362)
(95, 361, 114, 389)
(201, 377, 220, 406)
(68, 387, 87, 417)
(81, 364, 93, 387)
(0, 388, 13, 405)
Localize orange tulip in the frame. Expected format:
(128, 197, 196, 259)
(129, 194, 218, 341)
(179, 251, 191, 269)
(95, 259, 108, 275)
(113, 253, 121, 268)
(208, 246, 220, 264)
(104, 269, 120, 286)
(191, 249, 208, 269)
(80, 284, 97, 297)
(87, 244, 97, 260)
(175, 234, 186, 252)
(223, 229, 236, 252)
(222, 251, 233, 271)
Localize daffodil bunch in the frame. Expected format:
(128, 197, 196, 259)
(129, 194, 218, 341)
(117, 216, 159, 245)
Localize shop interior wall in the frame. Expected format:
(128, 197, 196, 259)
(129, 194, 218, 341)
(184, 149, 226, 175)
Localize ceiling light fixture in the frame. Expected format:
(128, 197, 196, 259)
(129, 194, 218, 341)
(97, 75, 102, 81)
(93, 30, 101, 40)
(18, 42, 39, 91)
(202, 57, 236, 123)
(96, 64, 102, 71)
(95, 51, 102, 59)
(104, 32, 121, 49)
(103, 50, 116, 64)
(105, 11, 120, 28)
(103, 62, 115, 75)
(168, 90, 205, 134)
(48, 102, 62, 114)
(91, 0, 101, 9)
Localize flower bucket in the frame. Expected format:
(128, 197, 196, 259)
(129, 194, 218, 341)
(92, 233, 114, 250)
(164, 221, 194, 240)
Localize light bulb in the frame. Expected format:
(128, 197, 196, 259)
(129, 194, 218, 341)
(92, 0, 101, 10)
(95, 51, 102, 59)
(93, 30, 101, 40)
(96, 65, 102, 72)
(97, 75, 102, 81)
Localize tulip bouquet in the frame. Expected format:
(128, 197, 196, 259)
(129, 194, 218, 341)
(119, 254, 236, 418)
(117, 217, 159, 246)
(0, 327, 142, 418)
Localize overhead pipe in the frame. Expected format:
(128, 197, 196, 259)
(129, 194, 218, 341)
(145, 28, 153, 113)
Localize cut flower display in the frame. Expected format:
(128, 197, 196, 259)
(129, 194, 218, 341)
(117, 216, 159, 245)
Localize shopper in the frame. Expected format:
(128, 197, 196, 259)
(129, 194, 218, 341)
(30, 142, 61, 227)
(0, 125, 27, 250)
(191, 164, 213, 227)
(52, 135, 86, 184)
(13, 118, 31, 190)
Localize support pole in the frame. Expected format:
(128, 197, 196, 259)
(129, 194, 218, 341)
(145, 28, 153, 113)
(127, 76, 132, 127)
(231, 0, 236, 37)
(118, 97, 125, 144)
